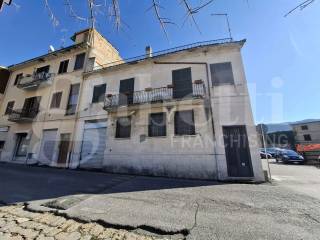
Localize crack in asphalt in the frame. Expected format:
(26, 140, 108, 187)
(190, 201, 200, 231)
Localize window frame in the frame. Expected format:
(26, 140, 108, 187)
(5, 101, 15, 115)
(92, 83, 106, 103)
(301, 125, 308, 130)
(74, 52, 86, 71)
(58, 60, 69, 74)
(14, 73, 23, 86)
(174, 110, 196, 136)
(115, 117, 132, 139)
(210, 62, 235, 86)
(50, 92, 63, 109)
(65, 84, 80, 115)
(148, 112, 167, 137)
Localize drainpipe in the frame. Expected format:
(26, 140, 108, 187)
(154, 61, 219, 180)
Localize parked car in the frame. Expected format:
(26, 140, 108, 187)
(259, 149, 272, 159)
(276, 149, 305, 164)
(266, 147, 281, 158)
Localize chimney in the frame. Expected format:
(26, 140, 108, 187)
(145, 46, 152, 58)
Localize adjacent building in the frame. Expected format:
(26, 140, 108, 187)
(0, 29, 264, 182)
(291, 120, 320, 145)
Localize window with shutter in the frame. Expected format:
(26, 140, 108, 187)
(115, 117, 131, 138)
(172, 68, 193, 99)
(5, 101, 14, 115)
(50, 92, 62, 108)
(92, 84, 106, 103)
(210, 62, 235, 85)
(66, 84, 80, 115)
(174, 110, 195, 135)
(149, 113, 166, 137)
(58, 60, 69, 74)
(74, 53, 86, 70)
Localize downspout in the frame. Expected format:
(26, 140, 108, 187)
(154, 61, 219, 180)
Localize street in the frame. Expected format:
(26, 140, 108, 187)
(0, 162, 320, 240)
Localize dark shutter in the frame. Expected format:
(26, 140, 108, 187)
(301, 125, 308, 130)
(92, 84, 106, 103)
(14, 73, 23, 85)
(74, 53, 86, 70)
(210, 62, 235, 85)
(149, 113, 166, 137)
(172, 68, 193, 99)
(5, 101, 14, 115)
(58, 60, 69, 74)
(50, 92, 62, 108)
(119, 78, 134, 106)
(174, 110, 195, 135)
(66, 83, 80, 115)
(22, 97, 41, 118)
(115, 117, 131, 138)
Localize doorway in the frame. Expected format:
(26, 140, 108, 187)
(57, 133, 71, 167)
(223, 126, 254, 178)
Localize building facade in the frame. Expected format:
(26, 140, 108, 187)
(0, 29, 264, 182)
(292, 120, 320, 145)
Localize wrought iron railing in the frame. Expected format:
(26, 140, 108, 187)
(8, 108, 39, 122)
(17, 72, 54, 89)
(104, 82, 205, 109)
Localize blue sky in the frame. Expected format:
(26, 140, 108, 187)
(0, 0, 319, 124)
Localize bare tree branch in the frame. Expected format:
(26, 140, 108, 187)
(149, 0, 174, 40)
(43, 0, 59, 27)
(64, 0, 87, 22)
(284, 0, 316, 17)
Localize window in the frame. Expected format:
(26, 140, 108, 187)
(210, 62, 235, 85)
(149, 113, 166, 137)
(92, 84, 106, 103)
(304, 134, 312, 141)
(74, 53, 86, 70)
(5, 101, 14, 115)
(174, 110, 195, 135)
(58, 60, 69, 74)
(301, 125, 308, 130)
(14, 73, 23, 85)
(172, 68, 193, 99)
(36, 65, 50, 74)
(115, 117, 131, 138)
(50, 92, 62, 109)
(0, 141, 5, 150)
(15, 133, 29, 157)
(66, 84, 80, 115)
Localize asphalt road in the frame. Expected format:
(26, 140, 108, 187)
(1, 162, 320, 240)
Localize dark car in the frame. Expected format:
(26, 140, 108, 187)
(276, 149, 305, 164)
(260, 149, 272, 159)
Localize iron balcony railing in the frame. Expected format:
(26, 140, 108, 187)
(104, 82, 205, 109)
(17, 72, 54, 89)
(8, 108, 39, 122)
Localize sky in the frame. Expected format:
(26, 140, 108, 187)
(0, 0, 319, 124)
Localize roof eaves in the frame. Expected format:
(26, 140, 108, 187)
(7, 42, 88, 70)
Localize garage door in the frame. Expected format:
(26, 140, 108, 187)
(39, 129, 58, 166)
(80, 120, 107, 169)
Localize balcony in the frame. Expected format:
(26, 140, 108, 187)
(8, 108, 39, 123)
(17, 72, 54, 90)
(104, 82, 205, 110)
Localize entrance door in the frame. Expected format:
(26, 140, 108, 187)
(57, 133, 71, 167)
(223, 126, 253, 178)
(119, 78, 134, 106)
(172, 68, 193, 99)
(80, 120, 107, 169)
(39, 129, 57, 166)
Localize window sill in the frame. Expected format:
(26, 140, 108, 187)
(114, 137, 131, 140)
(173, 134, 198, 137)
(147, 135, 167, 139)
